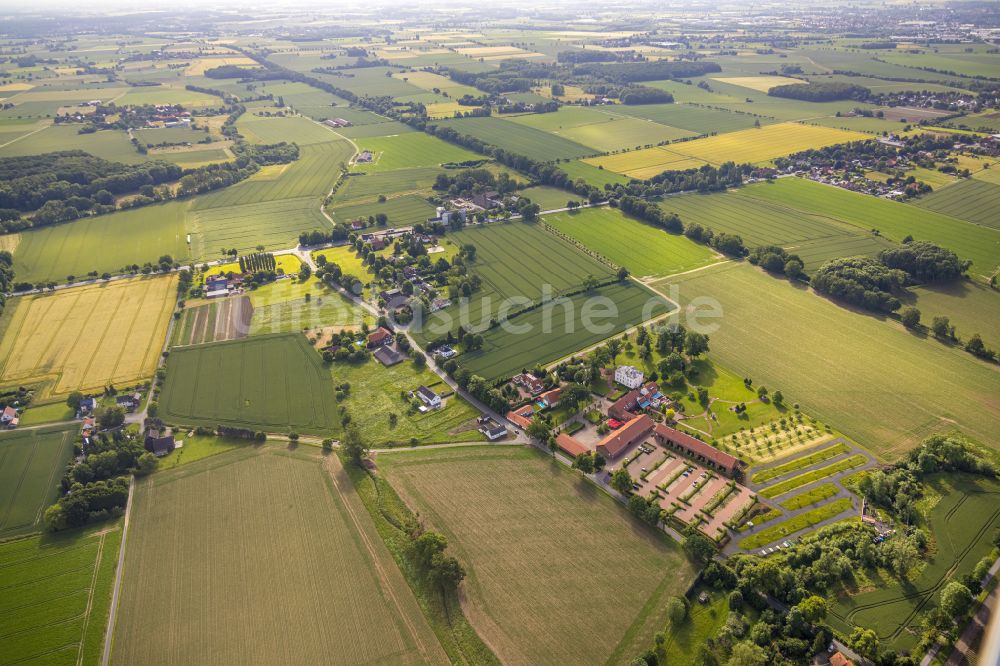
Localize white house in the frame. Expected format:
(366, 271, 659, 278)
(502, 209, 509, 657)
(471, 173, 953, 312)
(415, 386, 442, 409)
(614, 365, 644, 390)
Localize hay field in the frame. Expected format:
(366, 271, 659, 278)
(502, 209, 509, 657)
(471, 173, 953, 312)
(0, 276, 177, 397)
(189, 196, 329, 258)
(0, 424, 76, 538)
(11, 200, 189, 285)
(742, 177, 1000, 280)
(328, 193, 436, 227)
(0, 524, 121, 665)
(353, 132, 483, 172)
(157, 333, 340, 435)
(379, 446, 695, 666)
(236, 115, 339, 145)
(653, 262, 1000, 457)
(112, 447, 448, 665)
(544, 207, 717, 279)
(184, 56, 257, 75)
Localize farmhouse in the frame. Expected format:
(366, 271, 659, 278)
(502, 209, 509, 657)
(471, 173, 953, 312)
(144, 428, 175, 457)
(415, 386, 442, 409)
(478, 416, 508, 441)
(596, 414, 654, 460)
(116, 392, 143, 412)
(614, 365, 644, 389)
(506, 404, 534, 430)
(373, 345, 406, 366)
(1, 405, 18, 426)
(367, 327, 394, 348)
(379, 289, 408, 310)
(653, 423, 740, 476)
(556, 432, 588, 458)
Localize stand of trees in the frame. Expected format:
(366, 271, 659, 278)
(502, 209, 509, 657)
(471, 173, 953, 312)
(768, 82, 871, 102)
(239, 252, 277, 274)
(620, 86, 674, 105)
(877, 241, 969, 283)
(811, 257, 907, 312)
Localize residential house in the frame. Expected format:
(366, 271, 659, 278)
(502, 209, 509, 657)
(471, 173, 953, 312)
(652, 423, 739, 476)
(555, 432, 588, 459)
(539, 387, 562, 409)
(373, 346, 406, 366)
(596, 414, 654, 460)
(115, 392, 142, 412)
(144, 428, 175, 457)
(506, 404, 534, 430)
(379, 289, 408, 310)
(472, 191, 501, 210)
(511, 373, 544, 396)
(367, 327, 394, 348)
(415, 386, 442, 409)
(1, 405, 18, 427)
(478, 416, 507, 441)
(435, 344, 457, 359)
(81, 417, 95, 436)
(608, 382, 662, 421)
(830, 653, 855, 666)
(79, 397, 97, 414)
(614, 365, 644, 389)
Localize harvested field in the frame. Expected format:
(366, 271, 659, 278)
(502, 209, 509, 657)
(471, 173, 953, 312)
(379, 446, 695, 666)
(0, 276, 177, 397)
(112, 446, 447, 664)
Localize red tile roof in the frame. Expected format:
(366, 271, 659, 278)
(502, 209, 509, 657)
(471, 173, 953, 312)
(830, 652, 854, 666)
(506, 406, 533, 429)
(596, 414, 654, 460)
(540, 387, 562, 405)
(653, 423, 738, 472)
(555, 433, 587, 458)
(367, 327, 392, 346)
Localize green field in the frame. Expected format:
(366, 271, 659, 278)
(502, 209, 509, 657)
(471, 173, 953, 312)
(353, 131, 482, 172)
(829, 474, 1000, 651)
(157, 333, 340, 435)
(654, 262, 1000, 458)
(0, 125, 145, 163)
(0, 523, 122, 665)
(0, 424, 76, 538)
(111, 446, 448, 664)
(741, 178, 1000, 280)
(740, 499, 855, 549)
(328, 193, 436, 227)
(914, 178, 1000, 230)
(751, 441, 851, 484)
(558, 159, 630, 188)
(249, 283, 367, 336)
(506, 107, 695, 152)
(609, 102, 766, 134)
(237, 114, 342, 145)
(456, 280, 672, 380)
(901, 279, 1000, 352)
(759, 455, 868, 498)
(544, 207, 718, 279)
(333, 166, 442, 202)
(379, 445, 696, 666)
(433, 116, 595, 162)
(189, 196, 330, 257)
(11, 199, 189, 285)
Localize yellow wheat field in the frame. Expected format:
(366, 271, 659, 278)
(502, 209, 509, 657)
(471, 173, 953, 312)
(711, 76, 806, 92)
(586, 123, 869, 176)
(184, 57, 257, 76)
(0, 275, 177, 396)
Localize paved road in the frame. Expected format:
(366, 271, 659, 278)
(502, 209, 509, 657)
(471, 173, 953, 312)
(940, 556, 1000, 666)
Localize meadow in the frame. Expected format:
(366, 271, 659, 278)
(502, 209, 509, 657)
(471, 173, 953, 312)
(654, 263, 1000, 458)
(828, 475, 1000, 652)
(456, 280, 671, 380)
(328, 193, 436, 228)
(741, 178, 1000, 280)
(0, 424, 76, 538)
(609, 103, 766, 135)
(0, 523, 122, 666)
(505, 106, 695, 152)
(333, 166, 442, 201)
(0, 125, 145, 163)
(353, 130, 482, 172)
(157, 333, 341, 435)
(0, 276, 176, 397)
(236, 114, 342, 145)
(11, 200, 190, 285)
(914, 177, 1000, 229)
(249, 287, 367, 336)
(189, 196, 329, 257)
(432, 116, 595, 162)
(543, 207, 718, 279)
(111, 446, 448, 664)
(901, 280, 1000, 352)
(379, 445, 696, 666)
(558, 159, 630, 188)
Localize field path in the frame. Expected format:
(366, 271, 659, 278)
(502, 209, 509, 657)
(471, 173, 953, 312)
(312, 119, 359, 226)
(0, 120, 52, 149)
(101, 476, 134, 666)
(322, 454, 448, 664)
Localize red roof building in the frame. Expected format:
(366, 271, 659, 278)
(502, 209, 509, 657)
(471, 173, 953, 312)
(540, 387, 562, 408)
(555, 433, 588, 459)
(506, 405, 534, 430)
(596, 414, 654, 460)
(830, 652, 855, 666)
(367, 327, 393, 348)
(608, 382, 661, 421)
(652, 423, 739, 475)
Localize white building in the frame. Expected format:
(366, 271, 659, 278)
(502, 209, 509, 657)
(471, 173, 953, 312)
(614, 365, 644, 390)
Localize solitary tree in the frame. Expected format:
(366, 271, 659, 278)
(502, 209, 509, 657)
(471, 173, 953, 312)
(900, 306, 921, 329)
(610, 467, 633, 495)
(341, 425, 369, 465)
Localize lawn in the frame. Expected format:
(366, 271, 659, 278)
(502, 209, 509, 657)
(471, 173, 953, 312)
(0, 275, 176, 397)
(111, 446, 448, 664)
(352, 131, 483, 172)
(18, 401, 76, 426)
(157, 333, 341, 436)
(11, 199, 190, 285)
(332, 360, 484, 446)
(0, 423, 76, 538)
(455, 280, 672, 380)
(652, 262, 1000, 458)
(379, 445, 696, 666)
(432, 116, 595, 162)
(740, 499, 855, 549)
(543, 207, 718, 279)
(741, 177, 1000, 280)
(759, 455, 868, 498)
(828, 474, 1000, 652)
(155, 433, 252, 470)
(914, 177, 1000, 230)
(0, 523, 122, 665)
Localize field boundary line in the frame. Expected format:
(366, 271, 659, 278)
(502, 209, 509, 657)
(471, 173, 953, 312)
(323, 455, 438, 663)
(0, 120, 52, 149)
(75, 532, 107, 666)
(101, 476, 135, 666)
